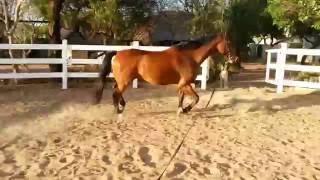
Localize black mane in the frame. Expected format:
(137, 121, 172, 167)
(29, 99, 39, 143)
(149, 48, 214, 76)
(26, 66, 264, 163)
(173, 40, 203, 50)
(172, 35, 216, 50)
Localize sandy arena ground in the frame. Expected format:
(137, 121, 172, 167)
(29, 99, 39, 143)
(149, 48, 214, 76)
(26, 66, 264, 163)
(0, 63, 320, 180)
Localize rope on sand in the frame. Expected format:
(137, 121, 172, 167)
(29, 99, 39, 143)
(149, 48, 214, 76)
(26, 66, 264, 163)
(157, 118, 195, 180)
(157, 88, 215, 179)
(205, 88, 216, 108)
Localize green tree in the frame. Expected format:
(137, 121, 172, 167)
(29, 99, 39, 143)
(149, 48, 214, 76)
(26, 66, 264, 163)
(267, 0, 320, 64)
(0, 0, 25, 75)
(225, 0, 260, 59)
(30, 0, 155, 72)
(87, 0, 155, 44)
(31, 0, 155, 44)
(267, 0, 320, 34)
(225, 0, 284, 60)
(256, 7, 285, 46)
(188, 0, 225, 37)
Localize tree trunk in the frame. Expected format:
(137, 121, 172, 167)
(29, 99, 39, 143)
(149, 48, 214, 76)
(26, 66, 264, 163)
(235, 47, 242, 69)
(1, 0, 24, 84)
(7, 35, 19, 73)
(49, 0, 64, 72)
(236, 47, 241, 62)
(8, 35, 20, 84)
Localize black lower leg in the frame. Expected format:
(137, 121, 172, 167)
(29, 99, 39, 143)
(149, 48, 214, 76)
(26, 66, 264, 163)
(112, 90, 126, 114)
(177, 90, 185, 114)
(183, 85, 199, 113)
(112, 91, 119, 112)
(178, 90, 184, 108)
(118, 95, 126, 113)
(94, 81, 105, 104)
(184, 94, 199, 113)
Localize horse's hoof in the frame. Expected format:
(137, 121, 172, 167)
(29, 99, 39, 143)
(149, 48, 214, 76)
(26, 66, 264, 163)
(183, 106, 192, 113)
(117, 113, 123, 121)
(116, 105, 125, 114)
(119, 104, 125, 111)
(92, 100, 100, 105)
(116, 109, 124, 114)
(92, 99, 100, 105)
(177, 107, 184, 115)
(94, 92, 103, 104)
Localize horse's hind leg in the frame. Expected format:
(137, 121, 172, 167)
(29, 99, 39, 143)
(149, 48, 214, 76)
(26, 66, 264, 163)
(112, 82, 128, 114)
(177, 78, 188, 114)
(182, 84, 199, 113)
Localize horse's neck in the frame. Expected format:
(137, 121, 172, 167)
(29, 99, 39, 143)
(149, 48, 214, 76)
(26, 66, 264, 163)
(191, 38, 219, 64)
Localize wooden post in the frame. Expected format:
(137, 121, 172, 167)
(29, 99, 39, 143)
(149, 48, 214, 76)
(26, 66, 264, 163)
(265, 51, 271, 82)
(297, 54, 303, 63)
(67, 44, 72, 66)
(276, 43, 287, 93)
(62, 39, 68, 89)
(200, 58, 209, 90)
(131, 41, 139, 88)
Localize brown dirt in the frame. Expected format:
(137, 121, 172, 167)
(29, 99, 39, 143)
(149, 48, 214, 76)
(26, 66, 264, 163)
(0, 63, 320, 179)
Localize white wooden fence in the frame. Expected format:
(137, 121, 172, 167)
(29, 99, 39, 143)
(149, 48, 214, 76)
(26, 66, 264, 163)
(0, 40, 209, 89)
(265, 43, 320, 93)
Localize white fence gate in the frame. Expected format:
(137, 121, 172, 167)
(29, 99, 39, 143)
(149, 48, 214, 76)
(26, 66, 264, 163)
(265, 43, 320, 93)
(0, 40, 209, 89)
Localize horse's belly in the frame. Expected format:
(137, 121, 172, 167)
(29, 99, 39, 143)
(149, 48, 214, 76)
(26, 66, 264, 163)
(138, 64, 180, 85)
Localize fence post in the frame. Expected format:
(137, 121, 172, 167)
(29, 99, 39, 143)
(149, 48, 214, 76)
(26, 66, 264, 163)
(276, 43, 287, 93)
(265, 51, 271, 82)
(131, 41, 139, 88)
(200, 58, 209, 90)
(67, 44, 72, 66)
(62, 39, 68, 89)
(297, 54, 303, 63)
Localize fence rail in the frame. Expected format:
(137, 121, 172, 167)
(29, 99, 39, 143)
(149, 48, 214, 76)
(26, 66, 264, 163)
(0, 40, 209, 90)
(265, 43, 320, 93)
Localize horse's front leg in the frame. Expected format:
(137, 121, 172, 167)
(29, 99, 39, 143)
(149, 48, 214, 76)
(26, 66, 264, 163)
(177, 90, 185, 115)
(220, 74, 223, 88)
(224, 72, 229, 88)
(182, 84, 199, 113)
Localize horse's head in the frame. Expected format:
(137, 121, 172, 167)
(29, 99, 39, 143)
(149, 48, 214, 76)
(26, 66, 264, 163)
(216, 33, 239, 64)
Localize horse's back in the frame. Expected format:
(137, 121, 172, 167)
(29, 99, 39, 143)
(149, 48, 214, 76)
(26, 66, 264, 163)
(115, 49, 182, 84)
(113, 48, 197, 85)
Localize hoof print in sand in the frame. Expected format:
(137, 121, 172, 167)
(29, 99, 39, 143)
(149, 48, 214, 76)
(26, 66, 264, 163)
(101, 155, 112, 165)
(166, 162, 187, 178)
(53, 137, 62, 144)
(216, 163, 231, 175)
(111, 132, 120, 141)
(38, 156, 50, 169)
(0, 151, 6, 164)
(203, 167, 211, 175)
(138, 147, 156, 167)
(118, 162, 141, 174)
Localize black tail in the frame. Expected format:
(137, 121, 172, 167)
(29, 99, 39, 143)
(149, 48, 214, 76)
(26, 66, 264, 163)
(94, 51, 117, 104)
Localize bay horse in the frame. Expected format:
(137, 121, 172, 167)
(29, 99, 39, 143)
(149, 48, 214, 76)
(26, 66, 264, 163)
(94, 33, 238, 114)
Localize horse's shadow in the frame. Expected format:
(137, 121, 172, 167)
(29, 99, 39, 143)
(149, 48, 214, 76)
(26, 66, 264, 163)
(136, 104, 233, 119)
(227, 90, 320, 112)
(139, 90, 320, 117)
